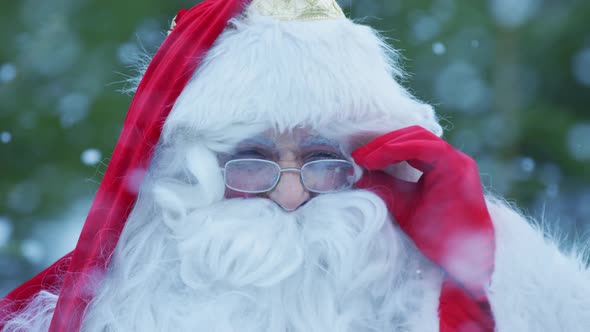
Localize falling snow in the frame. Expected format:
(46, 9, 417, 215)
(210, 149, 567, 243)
(0, 131, 12, 144)
(0, 63, 17, 83)
(490, 0, 540, 28)
(81, 148, 102, 166)
(432, 42, 446, 55)
(1, 0, 589, 298)
(21, 239, 45, 265)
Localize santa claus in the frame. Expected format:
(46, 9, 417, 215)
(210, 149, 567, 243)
(1, 0, 589, 331)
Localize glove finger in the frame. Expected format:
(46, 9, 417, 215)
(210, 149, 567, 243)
(352, 126, 441, 161)
(354, 139, 450, 172)
(357, 125, 440, 151)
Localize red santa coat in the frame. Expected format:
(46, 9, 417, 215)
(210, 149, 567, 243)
(2, 1, 589, 331)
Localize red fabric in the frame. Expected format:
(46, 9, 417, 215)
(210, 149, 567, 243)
(0, 1, 250, 331)
(352, 125, 496, 331)
(48, 2, 251, 330)
(439, 279, 495, 332)
(1, 5, 495, 331)
(0, 253, 72, 320)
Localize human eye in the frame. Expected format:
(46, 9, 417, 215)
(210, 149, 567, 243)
(304, 150, 343, 162)
(232, 147, 271, 160)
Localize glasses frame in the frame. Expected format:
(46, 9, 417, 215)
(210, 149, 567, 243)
(222, 158, 355, 194)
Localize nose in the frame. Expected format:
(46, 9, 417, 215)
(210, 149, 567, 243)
(267, 171, 310, 211)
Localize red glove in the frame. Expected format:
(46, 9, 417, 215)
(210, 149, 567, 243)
(351, 125, 495, 301)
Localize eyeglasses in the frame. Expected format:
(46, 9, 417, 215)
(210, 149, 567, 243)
(222, 158, 355, 194)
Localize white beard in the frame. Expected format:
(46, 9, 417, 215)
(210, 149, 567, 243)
(80, 186, 437, 332)
(1, 145, 441, 332)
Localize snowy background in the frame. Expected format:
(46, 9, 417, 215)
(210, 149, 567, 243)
(1, 0, 589, 296)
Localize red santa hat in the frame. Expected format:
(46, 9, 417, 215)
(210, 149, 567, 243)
(0, 1, 492, 331)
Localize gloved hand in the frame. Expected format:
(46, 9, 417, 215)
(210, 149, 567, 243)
(352, 125, 495, 301)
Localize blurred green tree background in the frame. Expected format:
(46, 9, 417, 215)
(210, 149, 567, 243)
(1, 0, 589, 296)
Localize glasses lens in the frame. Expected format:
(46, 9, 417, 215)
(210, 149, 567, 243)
(224, 159, 280, 193)
(301, 160, 354, 193)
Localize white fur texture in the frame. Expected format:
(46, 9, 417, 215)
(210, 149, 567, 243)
(1, 9, 446, 332)
(10, 5, 590, 332)
(78, 141, 442, 332)
(161, 11, 442, 150)
(1, 291, 57, 332)
(486, 197, 590, 331)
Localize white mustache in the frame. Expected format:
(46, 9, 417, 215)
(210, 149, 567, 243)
(177, 198, 304, 288)
(172, 191, 391, 290)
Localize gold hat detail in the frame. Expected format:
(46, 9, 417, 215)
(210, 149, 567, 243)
(250, 0, 345, 21)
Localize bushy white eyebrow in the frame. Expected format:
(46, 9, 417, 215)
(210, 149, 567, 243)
(236, 135, 343, 155)
(238, 136, 276, 148)
(300, 136, 341, 149)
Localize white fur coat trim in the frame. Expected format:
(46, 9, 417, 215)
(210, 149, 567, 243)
(162, 10, 442, 152)
(487, 198, 590, 331)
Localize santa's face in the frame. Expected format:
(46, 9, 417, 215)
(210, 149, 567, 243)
(220, 127, 356, 211)
(80, 127, 436, 332)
